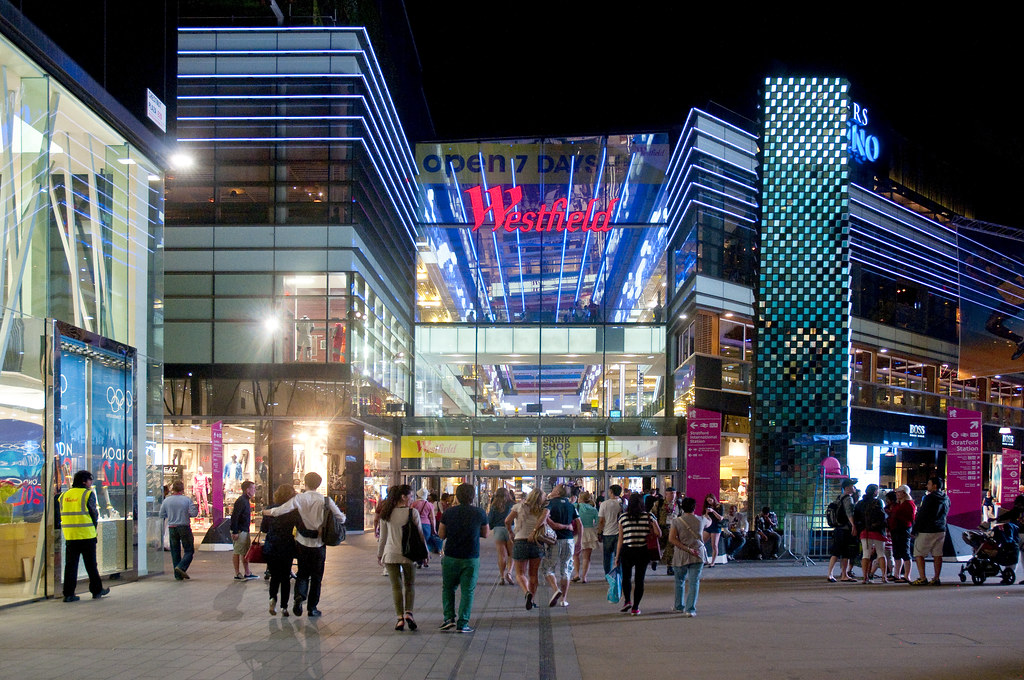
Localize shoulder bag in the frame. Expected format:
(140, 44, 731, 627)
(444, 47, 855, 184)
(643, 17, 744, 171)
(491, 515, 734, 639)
(645, 514, 662, 561)
(401, 508, 429, 562)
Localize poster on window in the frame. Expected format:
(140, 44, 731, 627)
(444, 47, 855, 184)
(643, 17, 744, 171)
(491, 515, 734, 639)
(946, 408, 983, 529)
(56, 352, 88, 486)
(91, 359, 133, 517)
(685, 408, 721, 503)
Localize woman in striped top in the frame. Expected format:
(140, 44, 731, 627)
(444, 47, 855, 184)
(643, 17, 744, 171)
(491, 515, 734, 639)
(614, 492, 661, 615)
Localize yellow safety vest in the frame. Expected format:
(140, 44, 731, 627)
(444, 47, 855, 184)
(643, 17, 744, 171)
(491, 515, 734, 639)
(60, 487, 97, 540)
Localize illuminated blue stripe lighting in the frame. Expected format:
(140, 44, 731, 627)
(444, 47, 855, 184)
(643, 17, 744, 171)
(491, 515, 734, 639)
(447, 163, 492, 319)
(575, 143, 607, 304)
(478, 155, 511, 322)
(555, 156, 575, 320)
(593, 152, 635, 305)
(511, 157, 526, 314)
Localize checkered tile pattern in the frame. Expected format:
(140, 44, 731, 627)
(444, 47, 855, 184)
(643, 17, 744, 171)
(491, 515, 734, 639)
(753, 78, 852, 517)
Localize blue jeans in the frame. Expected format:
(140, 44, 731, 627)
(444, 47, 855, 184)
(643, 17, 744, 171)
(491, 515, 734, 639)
(423, 523, 444, 554)
(168, 525, 195, 575)
(602, 535, 618, 574)
(674, 562, 703, 614)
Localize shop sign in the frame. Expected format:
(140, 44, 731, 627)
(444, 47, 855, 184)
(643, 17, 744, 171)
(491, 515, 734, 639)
(685, 408, 721, 503)
(146, 89, 166, 133)
(947, 408, 983, 529)
(1004, 433, 1016, 447)
(909, 423, 926, 438)
(1000, 449, 1021, 507)
(211, 422, 224, 522)
(400, 436, 472, 459)
(464, 185, 619, 233)
(848, 102, 880, 163)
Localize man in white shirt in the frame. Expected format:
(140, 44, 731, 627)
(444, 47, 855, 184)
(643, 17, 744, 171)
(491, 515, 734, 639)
(263, 472, 345, 617)
(596, 484, 624, 575)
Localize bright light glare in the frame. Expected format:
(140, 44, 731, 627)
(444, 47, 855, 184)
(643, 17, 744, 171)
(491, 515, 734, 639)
(170, 152, 195, 169)
(263, 317, 280, 332)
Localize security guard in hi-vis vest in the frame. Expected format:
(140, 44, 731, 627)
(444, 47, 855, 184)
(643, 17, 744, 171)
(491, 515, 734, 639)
(59, 470, 110, 602)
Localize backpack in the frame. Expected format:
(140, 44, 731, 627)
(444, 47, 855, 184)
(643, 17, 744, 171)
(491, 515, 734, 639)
(865, 499, 886, 533)
(826, 495, 845, 528)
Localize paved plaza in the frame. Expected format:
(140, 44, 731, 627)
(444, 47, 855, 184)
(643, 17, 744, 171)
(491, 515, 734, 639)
(2, 534, 1023, 680)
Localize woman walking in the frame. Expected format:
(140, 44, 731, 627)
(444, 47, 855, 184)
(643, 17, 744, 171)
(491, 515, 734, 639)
(669, 496, 705, 617)
(702, 494, 724, 566)
(488, 488, 515, 584)
(614, 492, 661, 616)
(505, 487, 549, 610)
(411, 488, 442, 563)
(572, 491, 599, 583)
(377, 484, 423, 631)
(261, 484, 301, 616)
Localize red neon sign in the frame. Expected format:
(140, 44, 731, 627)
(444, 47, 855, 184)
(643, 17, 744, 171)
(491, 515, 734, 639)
(464, 185, 619, 233)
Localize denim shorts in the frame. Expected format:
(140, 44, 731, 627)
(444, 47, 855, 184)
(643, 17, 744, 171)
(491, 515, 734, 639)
(513, 539, 542, 560)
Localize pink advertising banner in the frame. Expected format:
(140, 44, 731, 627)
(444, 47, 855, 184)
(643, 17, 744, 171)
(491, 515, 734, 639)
(685, 408, 721, 503)
(946, 408, 982, 529)
(1001, 449, 1021, 508)
(211, 421, 224, 523)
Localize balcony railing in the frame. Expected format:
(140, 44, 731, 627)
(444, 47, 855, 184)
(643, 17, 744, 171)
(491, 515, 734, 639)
(852, 381, 1024, 428)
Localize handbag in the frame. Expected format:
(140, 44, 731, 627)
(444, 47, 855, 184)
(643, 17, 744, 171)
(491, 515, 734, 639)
(531, 518, 557, 546)
(245, 532, 266, 563)
(646, 522, 663, 561)
(401, 508, 429, 562)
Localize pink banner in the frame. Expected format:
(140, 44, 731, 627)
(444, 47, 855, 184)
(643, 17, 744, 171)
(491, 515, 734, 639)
(1001, 449, 1021, 508)
(685, 408, 721, 503)
(946, 408, 982, 529)
(211, 421, 224, 523)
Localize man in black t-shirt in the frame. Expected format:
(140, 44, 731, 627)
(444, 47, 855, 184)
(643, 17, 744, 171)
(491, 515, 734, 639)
(438, 484, 489, 633)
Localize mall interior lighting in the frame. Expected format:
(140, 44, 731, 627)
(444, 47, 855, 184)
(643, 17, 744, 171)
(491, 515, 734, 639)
(169, 152, 195, 169)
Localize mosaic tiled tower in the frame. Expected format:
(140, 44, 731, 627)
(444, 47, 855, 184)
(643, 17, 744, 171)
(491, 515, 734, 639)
(752, 77, 851, 518)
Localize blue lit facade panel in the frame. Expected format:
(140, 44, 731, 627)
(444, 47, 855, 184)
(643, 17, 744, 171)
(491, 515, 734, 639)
(753, 77, 852, 517)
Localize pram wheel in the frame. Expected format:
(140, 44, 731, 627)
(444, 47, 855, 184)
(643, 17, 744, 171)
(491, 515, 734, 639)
(959, 572, 967, 583)
(1001, 568, 1016, 585)
(972, 572, 986, 585)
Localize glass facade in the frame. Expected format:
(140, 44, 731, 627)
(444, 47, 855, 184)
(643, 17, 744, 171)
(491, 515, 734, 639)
(0, 32, 163, 605)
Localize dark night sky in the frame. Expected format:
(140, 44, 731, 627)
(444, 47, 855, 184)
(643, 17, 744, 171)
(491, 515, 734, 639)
(405, 4, 1024, 228)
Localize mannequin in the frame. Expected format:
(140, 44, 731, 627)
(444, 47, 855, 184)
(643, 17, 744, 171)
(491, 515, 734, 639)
(254, 456, 267, 484)
(296, 316, 314, 360)
(330, 320, 346, 362)
(192, 466, 209, 517)
(227, 455, 243, 492)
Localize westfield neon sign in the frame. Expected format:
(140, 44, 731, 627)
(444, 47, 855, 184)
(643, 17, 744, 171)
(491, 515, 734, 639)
(464, 185, 619, 233)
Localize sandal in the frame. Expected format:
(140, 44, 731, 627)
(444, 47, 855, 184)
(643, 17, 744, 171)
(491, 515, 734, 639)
(827, 576, 837, 583)
(404, 612, 417, 631)
(395, 617, 405, 631)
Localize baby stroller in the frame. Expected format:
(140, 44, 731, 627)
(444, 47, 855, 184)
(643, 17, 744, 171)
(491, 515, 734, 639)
(958, 523, 1019, 585)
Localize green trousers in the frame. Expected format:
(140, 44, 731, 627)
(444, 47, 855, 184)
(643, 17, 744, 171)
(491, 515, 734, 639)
(441, 556, 479, 627)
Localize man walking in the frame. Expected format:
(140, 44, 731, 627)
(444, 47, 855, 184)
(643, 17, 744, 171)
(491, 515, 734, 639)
(911, 476, 950, 586)
(543, 484, 581, 607)
(826, 478, 858, 582)
(263, 472, 346, 616)
(597, 484, 624, 574)
(437, 483, 488, 633)
(230, 480, 258, 580)
(160, 480, 198, 580)
(658, 488, 680, 573)
(59, 470, 110, 602)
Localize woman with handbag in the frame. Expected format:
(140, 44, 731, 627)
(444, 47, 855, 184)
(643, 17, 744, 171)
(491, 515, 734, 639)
(572, 491, 599, 583)
(261, 484, 301, 616)
(669, 496, 706, 617)
(377, 484, 424, 631)
(702, 494, 725, 567)
(614, 492, 661, 616)
(504, 487, 550, 610)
